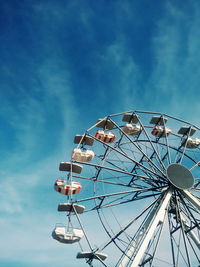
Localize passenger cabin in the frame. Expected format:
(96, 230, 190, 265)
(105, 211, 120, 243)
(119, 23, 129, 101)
(122, 113, 139, 123)
(74, 135, 94, 146)
(151, 126, 171, 138)
(96, 118, 114, 130)
(123, 123, 142, 135)
(59, 162, 83, 173)
(54, 180, 82, 195)
(76, 251, 107, 261)
(72, 148, 94, 162)
(52, 225, 84, 244)
(95, 130, 116, 143)
(149, 116, 168, 125)
(178, 126, 196, 136)
(58, 203, 85, 213)
(182, 137, 200, 149)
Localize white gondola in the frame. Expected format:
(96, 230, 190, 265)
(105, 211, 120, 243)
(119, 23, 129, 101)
(123, 123, 142, 135)
(54, 180, 82, 195)
(151, 126, 172, 137)
(95, 130, 116, 143)
(72, 148, 94, 162)
(182, 137, 200, 149)
(58, 203, 85, 213)
(52, 225, 84, 244)
(76, 251, 107, 261)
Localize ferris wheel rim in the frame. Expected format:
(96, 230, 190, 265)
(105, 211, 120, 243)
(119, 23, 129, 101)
(53, 110, 200, 266)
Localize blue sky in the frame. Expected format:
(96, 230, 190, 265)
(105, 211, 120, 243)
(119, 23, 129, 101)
(1, 0, 200, 266)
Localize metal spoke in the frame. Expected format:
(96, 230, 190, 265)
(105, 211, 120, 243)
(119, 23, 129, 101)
(176, 197, 192, 266)
(109, 118, 166, 177)
(162, 116, 172, 165)
(137, 116, 166, 171)
(73, 187, 162, 204)
(87, 134, 165, 179)
(96, 198, 159, 253)
(74, 161, 161, 182)
(181, 190, 200, 211)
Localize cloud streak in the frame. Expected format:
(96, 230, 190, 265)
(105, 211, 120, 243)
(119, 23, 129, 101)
(146, 1, 200, 121)
(1, 1, 200, 266)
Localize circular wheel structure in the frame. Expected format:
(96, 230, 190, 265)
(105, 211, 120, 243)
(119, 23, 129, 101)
(53, 111, 200, 267)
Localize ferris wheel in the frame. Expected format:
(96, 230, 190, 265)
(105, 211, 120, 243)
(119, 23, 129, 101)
(52, 110, 200, 267)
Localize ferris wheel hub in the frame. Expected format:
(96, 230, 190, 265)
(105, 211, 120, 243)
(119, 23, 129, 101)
(166, 163, 194, 190)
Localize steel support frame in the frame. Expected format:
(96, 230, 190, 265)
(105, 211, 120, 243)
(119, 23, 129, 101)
(117, 188, 172, 267)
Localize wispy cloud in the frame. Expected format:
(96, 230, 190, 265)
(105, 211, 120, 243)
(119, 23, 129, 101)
(1, 1, 200, 266)
(146, 1, 200, 122)
(0, 56, 81, 266)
